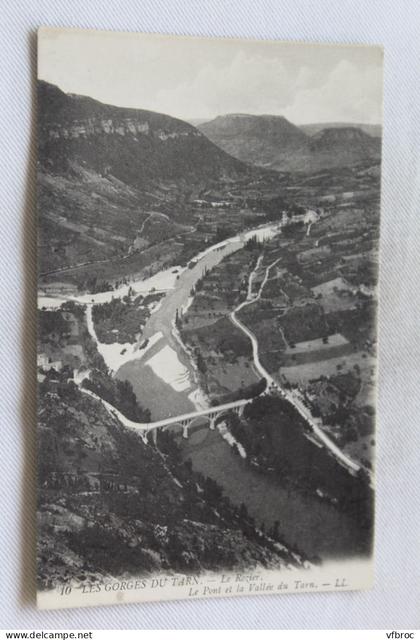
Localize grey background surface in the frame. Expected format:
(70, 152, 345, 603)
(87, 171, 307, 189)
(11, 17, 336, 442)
(1, 0, 419, 629)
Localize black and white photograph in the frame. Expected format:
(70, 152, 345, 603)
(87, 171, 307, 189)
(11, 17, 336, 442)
(36, 27, 382, 609)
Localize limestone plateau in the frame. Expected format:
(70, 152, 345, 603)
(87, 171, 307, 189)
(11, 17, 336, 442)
(198, 113, 381, 172)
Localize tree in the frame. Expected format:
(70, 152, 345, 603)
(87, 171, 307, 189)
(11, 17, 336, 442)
(196, 350, 207, 374)
(311, 405, 322, 418)
(271, 520, 280, 539)
(239, 502, 248, 521)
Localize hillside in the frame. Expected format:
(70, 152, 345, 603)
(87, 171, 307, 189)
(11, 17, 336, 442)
(198, 114, 381, 172)
(199, 114, 308, 169)
(300, 122, 382, 138)
(38, 81, 248, 185)
(37, 81, 250, 280)
(308, 127, 381, 166)
(37, 377, 296, 589)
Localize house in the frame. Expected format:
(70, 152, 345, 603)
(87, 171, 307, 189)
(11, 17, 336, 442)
(37, 353, 63, 372)
(37, 353, 49, 367)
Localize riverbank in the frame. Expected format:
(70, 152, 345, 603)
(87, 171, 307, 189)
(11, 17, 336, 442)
(38, 265, 182, 310)
(85, 304, 164, 373)
(115, 223, 283, 418)
(179, 426, 368, 560)
(40, 217, 359, 474)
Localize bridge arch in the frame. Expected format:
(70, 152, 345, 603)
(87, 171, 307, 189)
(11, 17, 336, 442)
(188, 414, 212, 430)
(212, 406, 243, 426)
(161, 420, 187, 434)
(214, 410, 229, 423)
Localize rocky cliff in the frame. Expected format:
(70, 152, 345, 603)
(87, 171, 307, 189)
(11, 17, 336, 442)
(38, 81, 248, 185)
(37, 379, 296, 589)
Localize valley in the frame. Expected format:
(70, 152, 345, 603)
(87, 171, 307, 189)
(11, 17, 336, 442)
(37, 79, 380, 592)
(199, 114, 381, 172)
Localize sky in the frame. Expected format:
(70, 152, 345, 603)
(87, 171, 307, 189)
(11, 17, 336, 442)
(38, 27, 383, 125)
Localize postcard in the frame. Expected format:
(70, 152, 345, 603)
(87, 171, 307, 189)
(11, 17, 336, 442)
(37, 27, 382, 609)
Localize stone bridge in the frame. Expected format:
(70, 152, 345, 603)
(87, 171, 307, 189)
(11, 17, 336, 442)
(81, 388, 253, 445)
(142, 399, 250, 444)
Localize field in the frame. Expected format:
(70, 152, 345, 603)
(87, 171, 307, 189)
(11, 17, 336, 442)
(204, 357, 260, 396)
(284, 333, 349, 354)
(311, 277, 358, 312)
(178, 247, 261, 399)
(180, 185, 379, 470)
(280, 350, 375, 385)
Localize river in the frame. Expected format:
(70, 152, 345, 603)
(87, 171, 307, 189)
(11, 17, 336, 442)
(114, 221, 366, 561)
(179, 426, 367, 560)
(40, 217, 366, 560)
(116, 224, 281, 420)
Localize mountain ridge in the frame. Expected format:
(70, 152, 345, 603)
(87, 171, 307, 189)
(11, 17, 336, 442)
(198, 113, 381, 172)
(38, 80, 250, 185)
(37, 81, 255, 280)
(300, 122, 382, 138)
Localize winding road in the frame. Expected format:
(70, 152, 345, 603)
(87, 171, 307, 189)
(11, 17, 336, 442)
(231, 256, 281, 385)
(230, 255, 361, 474)
(42, 217, 361, 474)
